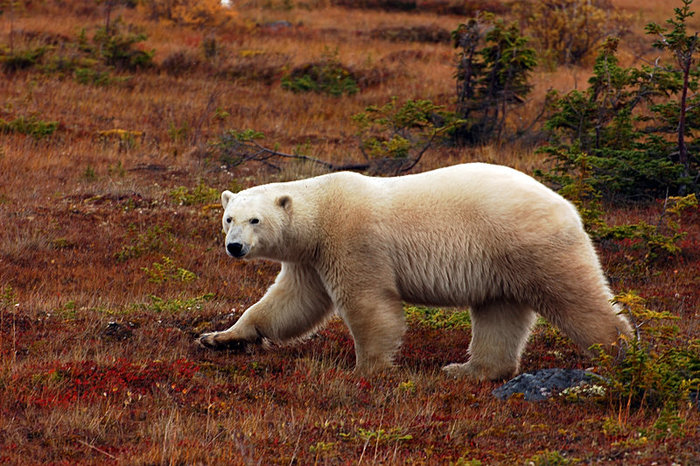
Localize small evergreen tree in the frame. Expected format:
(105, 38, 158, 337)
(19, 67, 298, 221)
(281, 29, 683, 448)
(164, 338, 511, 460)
(536, 2, 700, 264)
(539, 0, 700, 202)
(86, 16, 154, 71)
(646, 0, 700, 193)
(540, 38, 685, 199)
(452, 14, 537, 144)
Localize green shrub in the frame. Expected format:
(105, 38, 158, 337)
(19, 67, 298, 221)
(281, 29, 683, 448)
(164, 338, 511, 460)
(537, 41, 688, 199)
(645, 0, 700, 190)
(405, 306, 471, 330)
(537, 147, 697, 263)
(352, 98, 462, 173)
(142, 256, 197, 283)
(538, 2, 700, 200)
(82, 165, 97, 181)
(115, 224, 173, 262)
(0, 115, 58, 139)
(212, 129, 265, 168)
(40, 55, 82, 76)
(74, 67, 113, 85)
(1, 285, 17, 311)
(212, 99, 461, 175)
(0, 46, 47, 72)
(601, 194, 697, 262)
(92, 18, 154, 70)
(594, 292, 699, 420)
(282, 48, 358, 96)
(169, 181, 219, 205)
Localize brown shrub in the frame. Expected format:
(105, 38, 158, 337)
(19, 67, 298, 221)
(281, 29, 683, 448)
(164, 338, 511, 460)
(514, 0, 631, 66)
(354, 66, 393, 89)
(217, 51, 289, 85)
(160, 49, 204, 76)
(380, 49, 433, 64)
(13, 29, 72, 46)
(139, 0, 237, 27)
(332, 0, 507, 15)
(332, 0, 418, 10)
(369, 25, 451, 44)
(417, 0, 509, 15)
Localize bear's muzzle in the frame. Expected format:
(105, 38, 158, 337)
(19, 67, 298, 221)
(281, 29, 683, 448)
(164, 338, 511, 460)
(226, 242, 246, 258)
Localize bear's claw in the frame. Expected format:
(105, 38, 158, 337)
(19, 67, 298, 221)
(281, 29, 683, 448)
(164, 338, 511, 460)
(196, 335, 217, 349)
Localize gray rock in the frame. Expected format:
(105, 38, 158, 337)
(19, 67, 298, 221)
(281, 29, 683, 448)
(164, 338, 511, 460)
(492, 368, 604, 401)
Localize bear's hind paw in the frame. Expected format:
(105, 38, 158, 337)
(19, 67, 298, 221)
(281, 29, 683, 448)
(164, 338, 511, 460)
(442, 361, 516, 382)
(442, 362, 475, 380)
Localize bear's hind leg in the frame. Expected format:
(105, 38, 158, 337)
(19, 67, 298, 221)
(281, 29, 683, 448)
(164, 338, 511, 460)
(443, 301, 536, 381)
(531, 245, 633, 355)
(537, 290, 632, 357)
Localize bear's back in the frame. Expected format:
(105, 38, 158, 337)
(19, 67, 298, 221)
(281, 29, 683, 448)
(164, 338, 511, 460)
(319, 164, 588, 306)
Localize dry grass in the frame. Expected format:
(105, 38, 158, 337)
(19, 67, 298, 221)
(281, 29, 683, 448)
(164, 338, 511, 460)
(614, 0, 700, 26)
(1, 1, 699, 464)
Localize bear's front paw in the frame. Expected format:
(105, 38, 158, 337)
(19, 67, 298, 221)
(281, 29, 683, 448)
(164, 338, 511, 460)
(197, 332, 251, 352)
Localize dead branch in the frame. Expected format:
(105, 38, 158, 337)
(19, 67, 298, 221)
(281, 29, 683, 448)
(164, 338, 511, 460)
(215, 134, 433, 175)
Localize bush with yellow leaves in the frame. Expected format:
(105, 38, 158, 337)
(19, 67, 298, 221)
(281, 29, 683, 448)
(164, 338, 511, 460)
(139, 0, 237, 28)
(515, 0, 629, 66)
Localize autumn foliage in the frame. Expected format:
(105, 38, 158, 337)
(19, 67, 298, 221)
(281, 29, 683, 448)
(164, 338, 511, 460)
(0, 0, 698, 464)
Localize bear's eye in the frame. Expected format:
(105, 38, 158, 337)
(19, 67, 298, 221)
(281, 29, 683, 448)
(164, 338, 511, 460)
(249, 218, 260, 225)
(225, 217, 232, 224)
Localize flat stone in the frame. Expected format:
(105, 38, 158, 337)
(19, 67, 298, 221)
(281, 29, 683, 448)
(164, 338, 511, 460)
(492, 368, 603, 401)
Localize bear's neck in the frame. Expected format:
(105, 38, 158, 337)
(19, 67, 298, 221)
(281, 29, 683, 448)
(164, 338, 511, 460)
(278, 183, 322, 264)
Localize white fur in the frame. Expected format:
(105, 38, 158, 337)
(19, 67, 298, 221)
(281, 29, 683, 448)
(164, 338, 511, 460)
(199, 163, 632, 380)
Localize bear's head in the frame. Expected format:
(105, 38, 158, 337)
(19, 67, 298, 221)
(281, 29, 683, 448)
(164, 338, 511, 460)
(221, 188, 291, 260)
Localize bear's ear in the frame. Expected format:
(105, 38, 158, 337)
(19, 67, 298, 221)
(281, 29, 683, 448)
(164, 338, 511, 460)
(276, 195, 292, 211)
(221, 190, 235, 209)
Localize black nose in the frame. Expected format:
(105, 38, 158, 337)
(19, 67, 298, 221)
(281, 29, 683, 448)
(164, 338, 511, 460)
(226, 242, 245, 258)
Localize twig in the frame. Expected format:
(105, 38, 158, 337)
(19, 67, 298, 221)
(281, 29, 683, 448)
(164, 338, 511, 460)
(508, 90, 551, 143)
(373, 409, 385, 463)
(204, 429, 225, 449)
(249, 140, 372, 172)
(656, 187, 671, 230)
(77, 439, 116, 460)
(248, 140, 337, 170)
(162, 409, 176, 461)
(288, 408, 310, 466)
(399, 132, 437, 174)
(358, 435, 371, 465)
(12, 308, 16, 368)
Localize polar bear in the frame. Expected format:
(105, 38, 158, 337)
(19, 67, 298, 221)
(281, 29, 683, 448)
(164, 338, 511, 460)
(198, 163, 631, 380)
